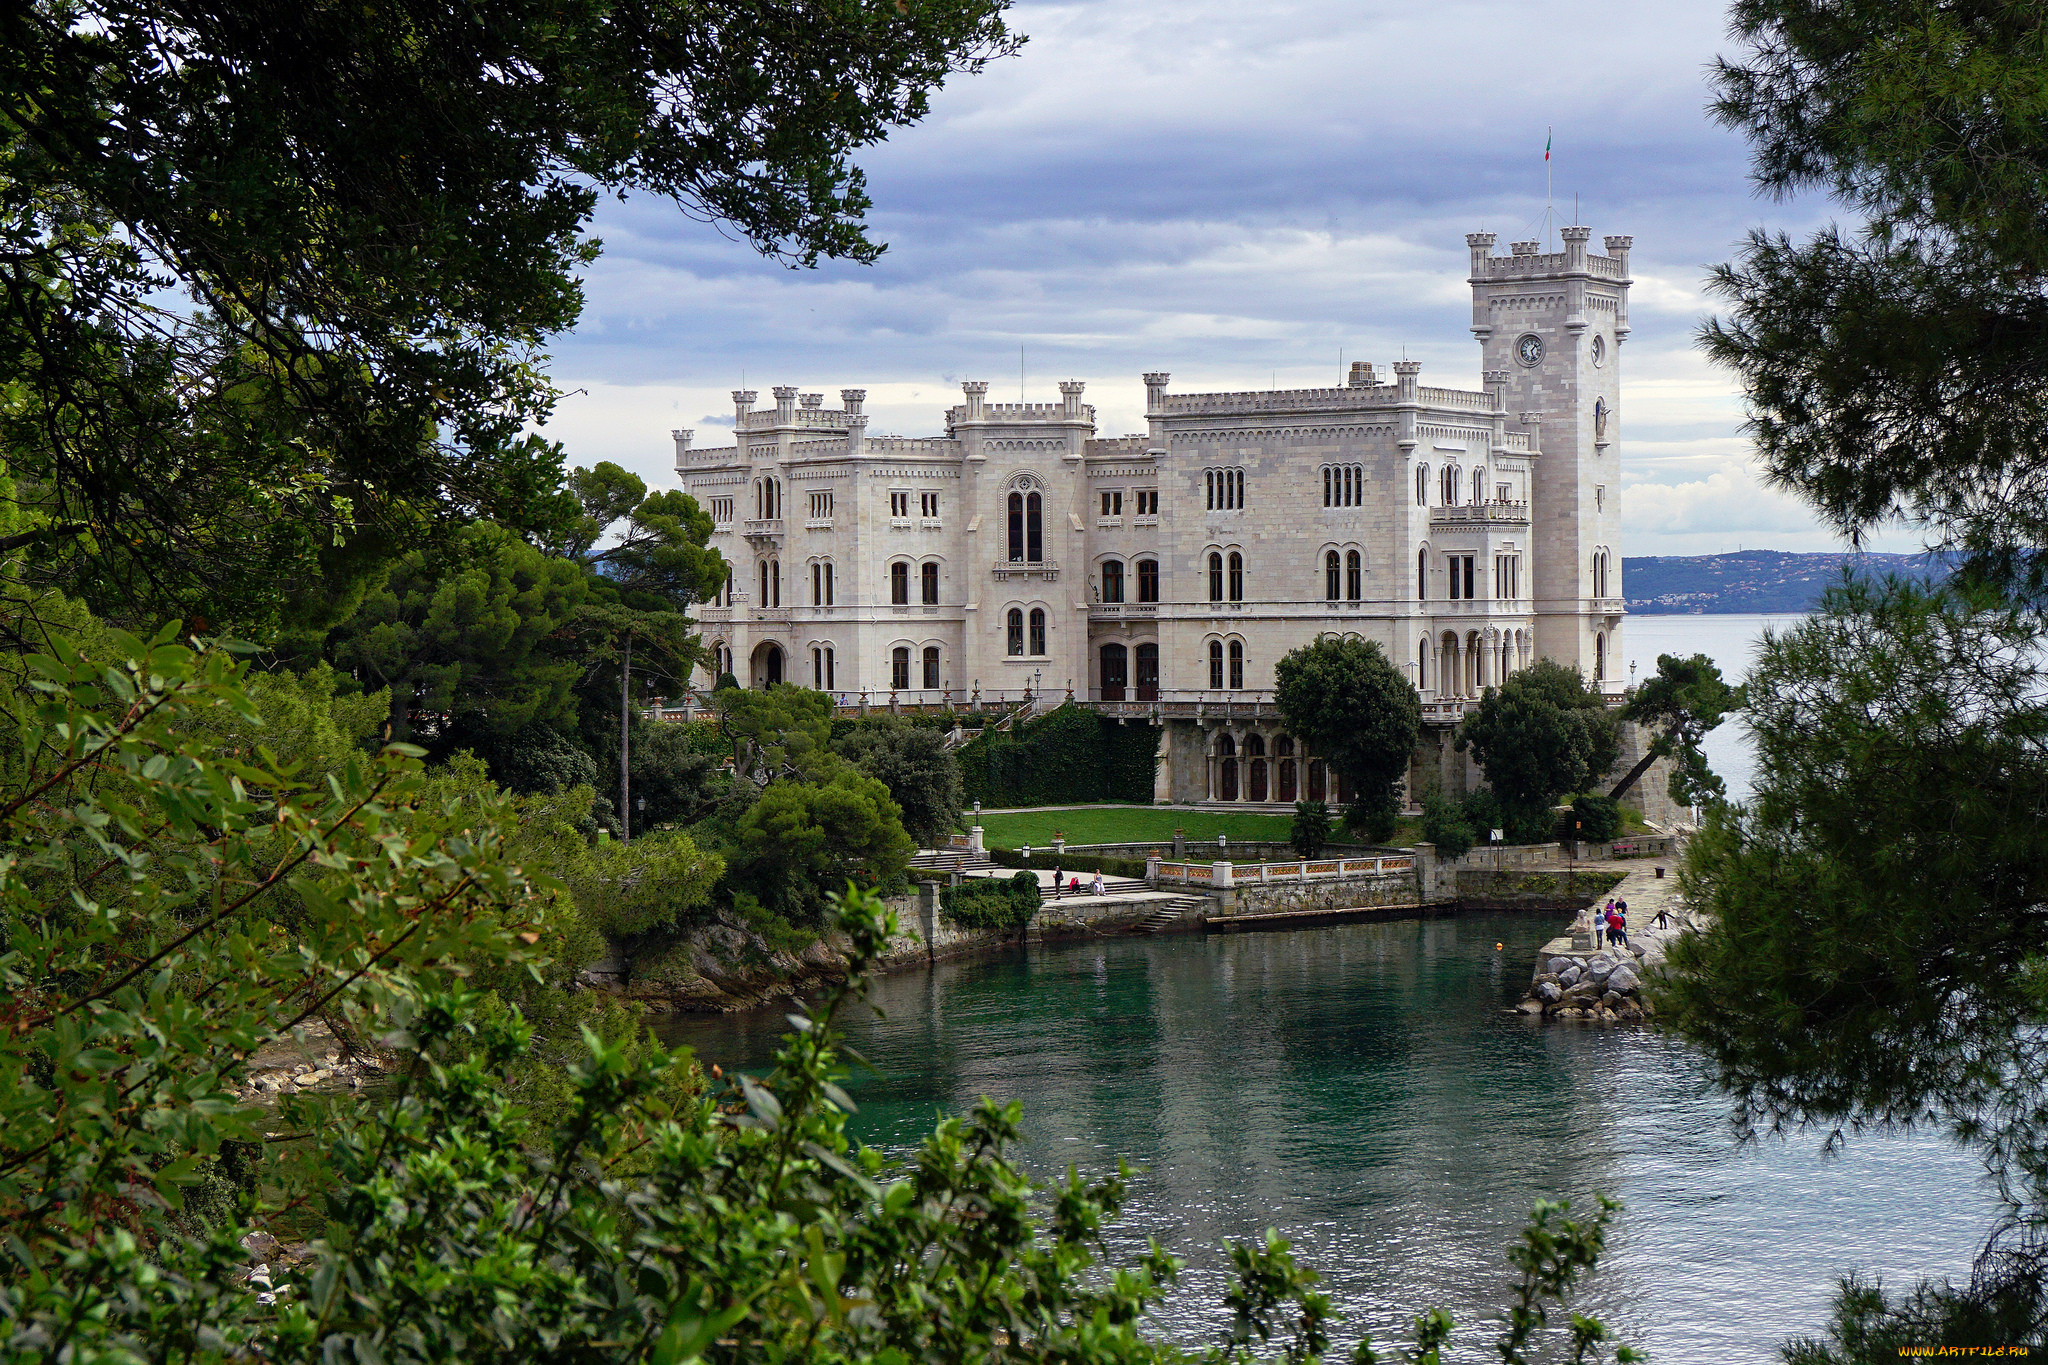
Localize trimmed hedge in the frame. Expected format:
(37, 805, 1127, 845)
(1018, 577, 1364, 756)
(986, 848, 1152, 879)
(957, 705, 1159, 807)
(938, 870, 1041, 933)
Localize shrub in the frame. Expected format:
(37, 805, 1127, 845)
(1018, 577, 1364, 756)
(957, 705, 1159, 806)
(986, 848, 1152, 879)
(1572, 792, 1624, 843)
(1291, 801, 1332, 858)
(939, 870, 1041, 933)
(1421, 791, 1476, 860)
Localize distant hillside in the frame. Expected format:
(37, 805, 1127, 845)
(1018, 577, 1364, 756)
(1622, 550, 1952, 614)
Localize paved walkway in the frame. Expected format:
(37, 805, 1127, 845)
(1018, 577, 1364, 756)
(1535, 862, 1699, 972)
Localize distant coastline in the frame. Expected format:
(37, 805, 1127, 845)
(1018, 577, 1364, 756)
(1623, 549, 1951, 614)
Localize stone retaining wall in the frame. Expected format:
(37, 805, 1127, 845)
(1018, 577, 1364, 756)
(1216, 871, 1417, 917)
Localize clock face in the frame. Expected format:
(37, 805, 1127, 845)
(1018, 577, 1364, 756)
(1515, 333, 1545, 367)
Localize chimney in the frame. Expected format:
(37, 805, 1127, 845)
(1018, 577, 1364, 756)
(799, 392, 823, 409)
(1510, 240, 1540, 256)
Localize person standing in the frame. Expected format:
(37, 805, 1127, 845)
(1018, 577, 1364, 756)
(1051, 863, 1063, 899)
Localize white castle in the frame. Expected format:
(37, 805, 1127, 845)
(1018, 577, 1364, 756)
(678, 226, 1638, 811)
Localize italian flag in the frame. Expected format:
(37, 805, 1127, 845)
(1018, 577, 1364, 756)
(1544, 130, 1552, 162)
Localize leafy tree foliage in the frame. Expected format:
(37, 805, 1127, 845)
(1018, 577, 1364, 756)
(1611, 652, 1742, 806)
(717, 683, 838, 781)
(1699, 0, 2048, 599)
(727, 767, 915, 924)
(1273, 638, 1420, 843)
(1570, 794, 1622, 845)
(1456, 660, 1619, 843)
(318, 520, 589, 744)
(834, 716, 965, 848)
(0, 0, 1018, 625)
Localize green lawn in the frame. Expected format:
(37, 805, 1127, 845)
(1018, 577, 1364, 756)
(969, 806, 1424, 850)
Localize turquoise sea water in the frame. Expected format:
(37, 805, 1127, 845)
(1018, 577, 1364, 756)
(663, 912, 1996, 1364)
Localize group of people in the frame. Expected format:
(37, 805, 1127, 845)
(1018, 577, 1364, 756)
(1598, 900, 1630, 947)
(1048, 867, 1106, 899)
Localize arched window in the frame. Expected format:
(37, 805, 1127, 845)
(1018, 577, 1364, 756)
(1417, 548, 1428, 601)
(1247, 733, 1268, 801)
(1228, 551, 1244, 602)
(1322, 466, 1332, 507)
(1418, 636, 1430, 691)
(1026, 492, 1043, 561)
(1208, 640, 1224, 689)
(1028, 607, 1047, 656)
(921, 561, 939, 605)
(1228, 638, 1245, 690)
(1135, 642, 1159, 699)
(1472, 467, 1486, 505)
(1136, 558, 1159, 603)
(891, 647, 910, 691)
(1006, 608, 1024, 656)
(1595, 631, 1607, 680)
(1416, 465, 1429, 507)
(1218, 733, 1238, 801)
(890, 561, 909, 604)
(760, 560, 770, 604)
(1346, 549, 1362, 601)
(811, 561, 835, 607)
(1100, 642, 1128, 700)
(922, 645, 941, 690)
(1101, 560, 1124, 603)
(1208, 552, 1224, 602)
(1325, 550, 1341, 601)
(1441, 465, 1457, 505)
(770, 559, 781, 606)
(1007, 492, 1024, 563)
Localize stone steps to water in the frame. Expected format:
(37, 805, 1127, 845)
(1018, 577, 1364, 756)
(1137, 895, 1205, 933)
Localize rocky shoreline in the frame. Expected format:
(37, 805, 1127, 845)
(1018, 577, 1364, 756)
(1517, 946, 1655, 1022)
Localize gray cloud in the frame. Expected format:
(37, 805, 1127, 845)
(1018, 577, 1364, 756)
(540, 0, 1905, 556)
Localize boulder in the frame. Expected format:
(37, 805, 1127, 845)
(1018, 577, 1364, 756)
(1516, 1000, 1543, 1015)
(1558, 966, 1582, 987)
(1536, 980, 1562, 1003)
(1608, 964, 1642, 995)
(1546, 956, 1576, 977)
(1615, 1002, 1644, 1021)
(1601, 991, 1624, 1011)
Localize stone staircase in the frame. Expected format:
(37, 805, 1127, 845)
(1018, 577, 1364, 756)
(1134, 895, 1206, 934)
(908, 849, 996, 877)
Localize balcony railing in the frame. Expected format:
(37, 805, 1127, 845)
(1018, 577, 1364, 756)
(1429, 500, 1530, 525)
(992, 559, 1060, 581)
(1088, 602, 1159, 618)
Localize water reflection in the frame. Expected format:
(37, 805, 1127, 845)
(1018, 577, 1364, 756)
(661, 914, 1994, 1362)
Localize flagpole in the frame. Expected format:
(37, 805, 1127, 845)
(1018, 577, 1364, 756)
(1545, 124, 1553, 250)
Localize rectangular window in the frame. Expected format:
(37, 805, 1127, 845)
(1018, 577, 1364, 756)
(809, 490, 833, 519)
(921, 491, 940, 518)
(1596, 484, 1606, 513)
(920, 561, 939, 605)
(1137, 559, 1159, 603)
(1028, 610, 1046, 656)
(1100, 490, 1123, 516)
(710, 496, 734, 523)
(1497, 484, 1511, 503)
(891, 648, 910, 691)
(1447, 554, 1477, 600)
(1136, 489, 1159, 516)
(922, 646, 940, 690)
(890, 491, 910, 518)
(890, 562, 908, 605)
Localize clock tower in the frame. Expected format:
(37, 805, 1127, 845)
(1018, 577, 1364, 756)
(1467, 226, 1632, 689)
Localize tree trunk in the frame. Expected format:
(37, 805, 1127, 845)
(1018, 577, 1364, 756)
(620, 633, 632, 842)
(1608, 747, 1659, 801)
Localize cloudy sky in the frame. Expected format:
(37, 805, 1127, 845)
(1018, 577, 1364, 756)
(537, 0, 1898, 559)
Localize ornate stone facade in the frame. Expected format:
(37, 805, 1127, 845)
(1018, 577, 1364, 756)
(678, 227, 1632, 806)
